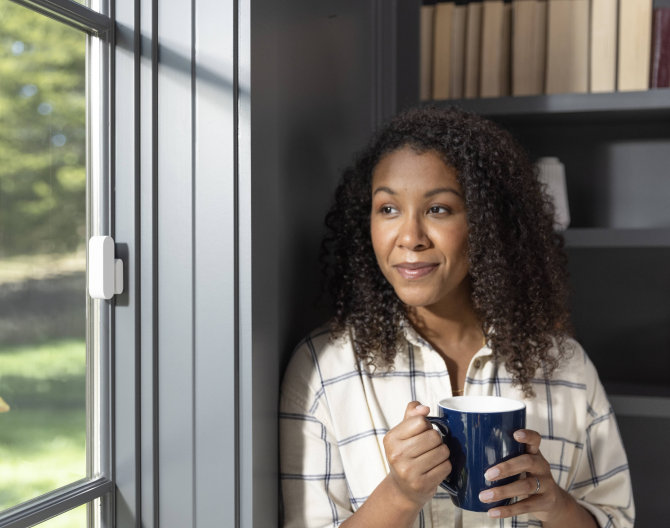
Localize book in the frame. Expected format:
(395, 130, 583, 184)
(500, 2, 512, 96)
(650, 7, 670, 88)
(420, 3, 436, 100)
(450, 5, 468, 98)
(433, 2, 455, 99)
(532, 0, 547, 94)
(464, 1, 483, 98)
(545, 0, 589, 94)
(590, 0, 618, 92)
(480, 0, 505, 97)
(618, 0, 653, 91)
(513, 0, 547, 95)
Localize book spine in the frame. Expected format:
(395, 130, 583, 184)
(532, 0, 548, 94)
(464, 2, 483, 97)
(546, 0, 589, 94)
(618, 0, 653, 91)
(500, 2, 513, 96)
(512, 0, 537, 96)
(433, 2, 455, 99)
(590, 0, 618, 93)
(480, 0, 505, 97)
(420, 4, 436, 100)
(450, 5, 468, 98)
(650, 7, 670, 89)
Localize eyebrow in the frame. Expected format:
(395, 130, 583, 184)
(372, 186, 462, 198)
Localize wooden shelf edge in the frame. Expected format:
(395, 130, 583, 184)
(563, 228, 670, 248)
(423, 89, 670, 120)
(609, 395, 670, 419)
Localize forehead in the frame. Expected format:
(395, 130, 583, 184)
(371, 147, 459, 191)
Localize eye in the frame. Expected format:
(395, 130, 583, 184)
(381, 206, 398, 214)
(429, 205, 450, 214)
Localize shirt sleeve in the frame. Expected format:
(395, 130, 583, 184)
(280, 390, 354, 528)
(567, 355, 635, 528)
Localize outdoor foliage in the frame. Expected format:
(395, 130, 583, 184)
(0, 0, 86, 257)
(0, 339, 86, 522)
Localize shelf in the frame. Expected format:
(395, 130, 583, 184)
(562, 228, 670, 248)
(424, 89, 670, 123)
(603, 382, 670, 419)
(610, 395, 670, 419)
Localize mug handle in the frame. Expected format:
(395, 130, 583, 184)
(427, 416, 458, 495)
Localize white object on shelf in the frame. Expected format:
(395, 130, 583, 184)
(535, 156, 571, 231)
(88, 235, 124, 299)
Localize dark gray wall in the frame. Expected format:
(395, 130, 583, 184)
(274, 0, 378, 363)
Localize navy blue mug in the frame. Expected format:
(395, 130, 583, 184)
(427, 396, 526, 512)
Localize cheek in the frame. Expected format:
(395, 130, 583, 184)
(370, 222, 396, 276)
(435, 224, 470, 271)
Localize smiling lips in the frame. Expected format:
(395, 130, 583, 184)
(394, 262, 438, 280)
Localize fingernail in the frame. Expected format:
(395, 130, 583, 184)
(416, 405, 429, 412)
(488, 509, 501, 518)
(514, 431, 526, 440)
(479, 490, 494, 502)
(485, 468, 500, 480)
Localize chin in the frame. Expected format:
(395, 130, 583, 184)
(395, 288, 440, 308)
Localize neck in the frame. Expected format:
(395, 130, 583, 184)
(406, 279, 481, 351)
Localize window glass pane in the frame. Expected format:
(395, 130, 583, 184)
(39, 503, 87, 528)
(0, 0, 87, 512)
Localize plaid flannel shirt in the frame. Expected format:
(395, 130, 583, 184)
(280, 324, 635, 528)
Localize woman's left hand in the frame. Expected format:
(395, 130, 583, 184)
(478, 429, 568, 523)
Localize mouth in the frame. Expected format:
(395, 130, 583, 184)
(394, 262, 438, 280)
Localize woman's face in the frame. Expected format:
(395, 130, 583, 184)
(370, 147, 470, 308)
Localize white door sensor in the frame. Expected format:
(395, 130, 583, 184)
(88, 236, 123, 299)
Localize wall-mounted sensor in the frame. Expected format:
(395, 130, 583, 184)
(89, 236, 123, 299)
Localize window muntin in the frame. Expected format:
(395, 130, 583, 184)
(36, 502, 87, 527)
(0, 0, 88, 513)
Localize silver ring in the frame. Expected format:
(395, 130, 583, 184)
(531, 476, 540, 496)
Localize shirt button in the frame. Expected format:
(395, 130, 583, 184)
(473, 359, 481, 369)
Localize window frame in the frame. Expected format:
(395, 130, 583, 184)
(0, 1, 114, 527)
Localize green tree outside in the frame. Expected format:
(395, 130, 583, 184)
(0, 0, 86, 257)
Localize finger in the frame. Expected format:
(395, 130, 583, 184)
(486, 494, 549, 520)
(396, 414, 433, 441)
(404, 401, 430, 420)
(414, 441, 451, 474)
(513, 429, 542, 455)
(478, 476, 543, 504)
(484, 453, 545, 482)
(402, 428, 446, 458)
(423, 456, 452, 485)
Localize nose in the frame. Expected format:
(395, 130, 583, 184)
(397, 213, 430, 251)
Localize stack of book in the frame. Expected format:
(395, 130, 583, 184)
(420, 0, 670, 100)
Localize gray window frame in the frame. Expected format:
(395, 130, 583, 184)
(0, 1, 114, 528)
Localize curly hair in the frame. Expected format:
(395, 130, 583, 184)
(320, 105, 574, 398)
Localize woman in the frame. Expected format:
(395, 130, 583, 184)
(279, 107, 634, 528)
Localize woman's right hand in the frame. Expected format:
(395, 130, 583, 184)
(383, 401, 452, 508)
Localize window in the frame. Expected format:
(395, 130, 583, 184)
(0, 0, 111, 526)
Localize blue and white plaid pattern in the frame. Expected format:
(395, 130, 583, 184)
(280, 325, 635, 528)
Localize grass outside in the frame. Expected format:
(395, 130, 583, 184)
(0, 339, 86, 526)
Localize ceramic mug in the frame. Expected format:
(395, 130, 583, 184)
(428, 396, 526, 512)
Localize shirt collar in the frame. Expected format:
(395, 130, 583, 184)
(400, 319, 493, 358)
